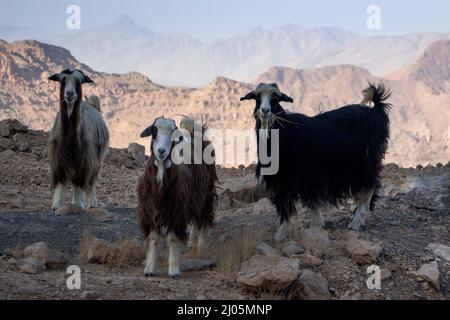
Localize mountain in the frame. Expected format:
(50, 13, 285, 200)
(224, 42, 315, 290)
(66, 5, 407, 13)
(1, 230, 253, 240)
(1, 16, 448, 86)
(0, 39, 449, 167)
(389, 40, 450, 93)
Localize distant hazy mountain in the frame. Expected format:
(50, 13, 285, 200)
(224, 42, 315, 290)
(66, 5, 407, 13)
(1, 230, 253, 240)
(0, 39, 448, 167)
(1, 15, 448, 86)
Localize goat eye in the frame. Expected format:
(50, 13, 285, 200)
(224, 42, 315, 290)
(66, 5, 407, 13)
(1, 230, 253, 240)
(179, 136, 184, 142)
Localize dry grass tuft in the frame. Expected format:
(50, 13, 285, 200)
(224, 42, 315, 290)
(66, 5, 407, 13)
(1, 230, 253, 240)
(11, 243, 24, 259)
(79, 232, 145, 267)
(212, 227, 264, 277)
(106, 238, 145, 268)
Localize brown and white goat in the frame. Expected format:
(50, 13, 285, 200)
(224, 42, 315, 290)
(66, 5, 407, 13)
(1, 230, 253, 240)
(48, 69, 109, 210)
(137, 116, 218, 278)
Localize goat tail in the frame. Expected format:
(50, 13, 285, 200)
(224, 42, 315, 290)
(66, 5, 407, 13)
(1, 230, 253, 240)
(361, 83, 392, 113)
(85, 94, 101, 112)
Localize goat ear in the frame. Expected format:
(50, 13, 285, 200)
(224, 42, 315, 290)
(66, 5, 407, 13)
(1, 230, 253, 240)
(140, 125, 154, 138)
(277, 93, 294, 103)
(48, 73, 61, 82)
(240, 92, 256, 101)
(82, 75, 95, 84)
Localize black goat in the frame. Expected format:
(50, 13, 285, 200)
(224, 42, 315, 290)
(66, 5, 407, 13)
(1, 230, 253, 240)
(240, 83, 391, 241)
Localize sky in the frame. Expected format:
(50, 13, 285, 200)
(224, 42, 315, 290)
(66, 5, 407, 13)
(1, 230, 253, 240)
(0, 0, 449, 40)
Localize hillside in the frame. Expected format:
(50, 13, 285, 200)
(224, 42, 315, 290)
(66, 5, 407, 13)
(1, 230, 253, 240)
(0, 121, 448, 299)
(0, 39, 449, 167)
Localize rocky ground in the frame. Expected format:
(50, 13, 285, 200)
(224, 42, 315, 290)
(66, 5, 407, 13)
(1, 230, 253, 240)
(0, 119, 449, 300)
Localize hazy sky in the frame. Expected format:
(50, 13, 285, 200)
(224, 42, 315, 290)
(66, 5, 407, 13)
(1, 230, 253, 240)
(1, 0, 449, 40)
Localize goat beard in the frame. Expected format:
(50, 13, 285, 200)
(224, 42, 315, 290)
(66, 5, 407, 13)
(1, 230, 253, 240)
(65, 102, 75, 119)
(259, 115, 274, 139)
(154, 158, 173, 186)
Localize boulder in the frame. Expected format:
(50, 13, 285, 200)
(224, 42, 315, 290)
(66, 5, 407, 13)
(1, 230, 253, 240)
(127, 143, 146, 164)
(17, 257, 46, 274)
(297, 228, 331, 255)
(292, 254, 323, 268)
(0, 120, 9, 137)
(410, 260, 440, 289)
(346, 239, 382, 265)
(80, 291, 99, 300)
(252, 198, 277, 215)
(236, 255, 301, 292)
(254, 242, 281, 257)
(427, 243, 450, 262)
(217, 190, 233, 210)
(0, 149, 16, 158)
(282, 240, 305, 257)
(23, 242, 67, 269)
(296, 269, 331, 300)
(88, 207, 115, 222)
(380, 268, 392, 280)
(0, 119, 28, 137)
(0, 137, 13, 151)
(181, 258, 216, 272)
(12, 133, 30, 152)
(82, 235, 112, 263)
(55, 204, 85, 215)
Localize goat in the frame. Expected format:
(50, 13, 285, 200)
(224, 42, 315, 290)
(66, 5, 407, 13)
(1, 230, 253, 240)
(137, 116, 218, 278)
(240, 83, 391, 242)
(48, 69, 109, 210)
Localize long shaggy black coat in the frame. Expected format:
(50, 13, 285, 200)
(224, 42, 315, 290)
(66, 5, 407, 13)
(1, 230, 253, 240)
(256, 84, 391, 222)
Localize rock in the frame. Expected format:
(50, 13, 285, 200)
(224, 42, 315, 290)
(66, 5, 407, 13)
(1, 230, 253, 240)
(236, 255, 301, 291)
(282, 240, 305, 257)
(254, 242, 281, 257)
(0, 119, 27, 137)
(127, 143, 146, 163)
(10, 119, 28, 133)
(17, 257, 46, 274)
(427, 243, 450, 262)
(181, 258, 216, 272)
(0, 137, 13, 151)
(0, 149, 16, 158)
(23, 242, 67, 269)
(346, 239, 382, 265)
(410, 260, 440, 289)
(339, 291, 362, 300)
(217, 191, 233, 210)
(12, 133, 29, 152)
(80, 291, 98, 300)
(252, 198, 276, 215)
(88, 207, 114, 222)
(421, 255, 435, 263)
(55, 204, 85, 215)
(0, 120, 10, 137)
(297, 228, 330, 255)
(82, 235, 112, 264)
(296, 270, 331, 300)
(292, 254, 323, 268)
(380, 268, 392, 280)
(7, 257, 17, 264)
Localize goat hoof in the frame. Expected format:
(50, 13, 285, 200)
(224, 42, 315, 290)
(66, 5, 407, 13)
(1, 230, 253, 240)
(169, 274, 180, 279)
(144, 272, 155, 278)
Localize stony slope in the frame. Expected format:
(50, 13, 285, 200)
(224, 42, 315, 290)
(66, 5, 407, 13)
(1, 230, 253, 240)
(0, 121, 448, 300)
